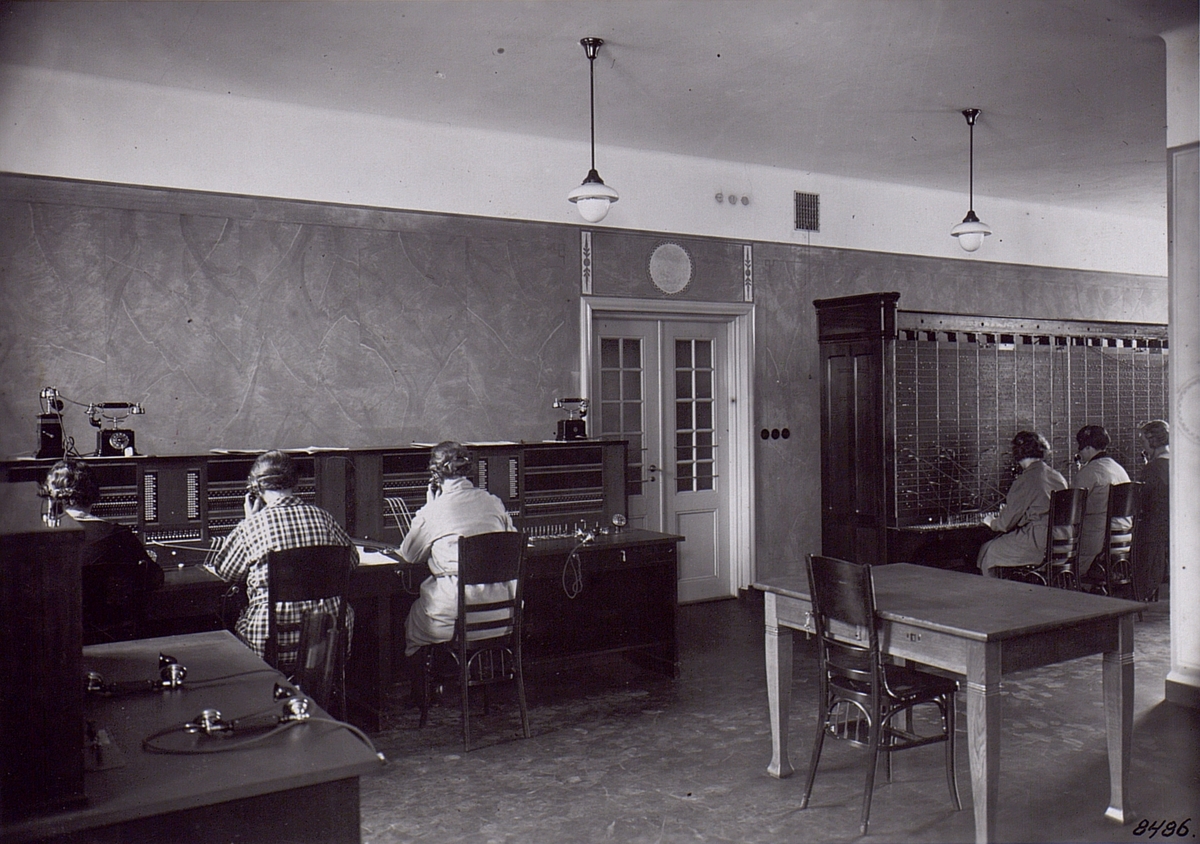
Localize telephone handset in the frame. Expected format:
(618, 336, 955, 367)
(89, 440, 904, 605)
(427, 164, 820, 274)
(245, 479, 267, 514)
(428, 472, 442, 499)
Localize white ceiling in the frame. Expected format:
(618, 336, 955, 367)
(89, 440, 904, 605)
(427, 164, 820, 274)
(0, 0, 1195, 219)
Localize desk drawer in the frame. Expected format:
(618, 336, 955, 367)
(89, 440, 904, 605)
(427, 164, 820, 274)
(774, 596, 814, 633)
(880, 622, 967, 675)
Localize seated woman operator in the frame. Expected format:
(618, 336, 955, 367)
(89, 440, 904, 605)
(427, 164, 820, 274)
(400, 441, 517, 659)
(977, 431, 1068, 577)
(41, 458, 164, 643)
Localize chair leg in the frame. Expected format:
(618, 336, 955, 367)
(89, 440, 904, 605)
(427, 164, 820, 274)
(515, 655, 531, 739)
(461, 652, 471, 752)
(944, 693, 962, 810)
(416, 649, 430, 728)
(798, 697, 828, 810)
(861, 716, 882, 837)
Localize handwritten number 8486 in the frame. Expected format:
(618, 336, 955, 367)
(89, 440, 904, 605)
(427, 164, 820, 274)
(1133, 819, 1190, 838)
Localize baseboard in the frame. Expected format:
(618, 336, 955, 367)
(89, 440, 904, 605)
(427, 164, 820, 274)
(1165, 677, 1200, 710)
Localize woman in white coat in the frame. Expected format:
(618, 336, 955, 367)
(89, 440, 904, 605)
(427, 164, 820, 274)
(978, 431, 1067, 577)
(401, 441, 516, 656)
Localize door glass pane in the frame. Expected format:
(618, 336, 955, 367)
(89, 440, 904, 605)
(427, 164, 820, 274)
(676, 370, 692, 398)
(623, 370, 642, 400)
(622, 338, 640, 366)
(600, 335, 645, 497)
(676, 341, 692, 368)
(601, 370, 620, 397)
(674, 338, 717, 493)
(600, 338, 620, 369)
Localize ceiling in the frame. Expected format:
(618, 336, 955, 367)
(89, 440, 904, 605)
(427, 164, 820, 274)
(0, 0, 1195, 219)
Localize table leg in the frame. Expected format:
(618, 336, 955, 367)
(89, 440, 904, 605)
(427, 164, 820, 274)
(763, 592, 794, 779)
(965, 641, 1002, 844)
(1102, 614, 1135, 824)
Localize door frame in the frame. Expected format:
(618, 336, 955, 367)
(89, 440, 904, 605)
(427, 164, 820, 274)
(580, 296, 756, 592)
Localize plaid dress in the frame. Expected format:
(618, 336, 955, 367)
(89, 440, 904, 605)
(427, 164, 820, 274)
(210, 496, 358, 670)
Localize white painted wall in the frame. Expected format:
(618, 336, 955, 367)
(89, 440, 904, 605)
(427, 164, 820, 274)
(1163, 22, 1200, 706)
(1163, 26, 1200, 149)
(0, 64, 1167, 277)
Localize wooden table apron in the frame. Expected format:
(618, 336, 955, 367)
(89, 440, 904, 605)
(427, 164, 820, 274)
(755, 564, 1142, 844)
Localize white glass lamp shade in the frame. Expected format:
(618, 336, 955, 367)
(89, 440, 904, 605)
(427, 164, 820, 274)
(568, 169, 619, 222)
(950, 211, 992, 252)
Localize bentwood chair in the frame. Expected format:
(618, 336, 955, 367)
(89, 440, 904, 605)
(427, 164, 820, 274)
(264, 544, 355, 718)
(1000, 487, 1088, 590)
(800, 554, 960, 836)
(1087, 482, 1140, 599)
(419, 531, 530, 751)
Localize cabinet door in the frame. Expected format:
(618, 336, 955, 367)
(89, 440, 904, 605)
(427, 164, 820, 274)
(821, 340, 884, 563)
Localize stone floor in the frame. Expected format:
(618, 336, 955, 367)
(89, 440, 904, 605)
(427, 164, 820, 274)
(359, 586, 1194, 844)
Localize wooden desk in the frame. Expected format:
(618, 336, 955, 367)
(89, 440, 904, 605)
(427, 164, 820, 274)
(755, 564, 1144, 844)
(3, 631, 383, 844)
(522, 530, 681, 677)
(144, 531, 683, 730)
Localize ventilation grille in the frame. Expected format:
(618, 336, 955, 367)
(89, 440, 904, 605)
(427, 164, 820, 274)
(794, 192, 820, 232)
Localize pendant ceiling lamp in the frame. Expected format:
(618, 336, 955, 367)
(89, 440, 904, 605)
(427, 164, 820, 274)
(567, 37, 619, 223)
(950, 108, 992, 252)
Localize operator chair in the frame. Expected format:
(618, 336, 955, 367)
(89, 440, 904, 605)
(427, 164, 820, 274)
(1086, 481, 1140, 599)
(418, 530, 531, 751)
(999, 487, 1088, 590)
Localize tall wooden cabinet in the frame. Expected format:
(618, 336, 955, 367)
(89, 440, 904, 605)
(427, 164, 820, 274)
(815, 292, 898, 565)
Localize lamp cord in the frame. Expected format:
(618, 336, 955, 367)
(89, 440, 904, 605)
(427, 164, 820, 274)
(968, 117, 974, 211)
(588, 50, 596, 171)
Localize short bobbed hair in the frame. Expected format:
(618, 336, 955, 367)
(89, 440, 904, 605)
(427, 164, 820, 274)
(1011, 431, 1051, 463)
(248, 450, 298, 492)
(1140, 419, 1169, 449)
(1075, 425, 1110, 452)
(41, 459, 100, 509)
(429, 441, 473, 481)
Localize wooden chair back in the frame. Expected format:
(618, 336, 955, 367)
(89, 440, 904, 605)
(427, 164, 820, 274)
(805, 553, 880, 718)
(1099, 481, 1140, 597)
(264, 544, 354, 712)
(451, 530, 529, 750)
(1044, 487, 1088, 589)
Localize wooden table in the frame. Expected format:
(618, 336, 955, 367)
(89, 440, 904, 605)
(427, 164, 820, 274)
(3, 630, 383, 844)
(755, 564, 1144, 844)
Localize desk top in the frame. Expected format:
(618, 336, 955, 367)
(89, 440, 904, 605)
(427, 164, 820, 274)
(4, 631, 383, 843)
(755, 563, 1144, 642)
(525, 528, 684, 556)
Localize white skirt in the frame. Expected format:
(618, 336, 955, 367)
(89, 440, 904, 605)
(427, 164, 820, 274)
(404, 575, 516, 656)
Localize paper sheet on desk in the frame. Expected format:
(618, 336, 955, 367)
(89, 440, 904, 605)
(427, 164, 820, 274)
(355, 544, 405, 566)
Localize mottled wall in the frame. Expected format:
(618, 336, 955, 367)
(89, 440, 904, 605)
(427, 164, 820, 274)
(0, 176, 579, 455)
(0, 175, 1168, 583)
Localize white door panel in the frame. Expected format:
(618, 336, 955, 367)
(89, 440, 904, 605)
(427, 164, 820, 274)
(594, 316, 731, 602)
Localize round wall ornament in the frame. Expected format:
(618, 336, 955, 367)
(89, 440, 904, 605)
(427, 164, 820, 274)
(648, 242, 692, 295)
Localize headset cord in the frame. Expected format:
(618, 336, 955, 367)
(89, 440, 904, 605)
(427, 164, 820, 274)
(562, 541, 586, 599)
(143, 706, 384, 761)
